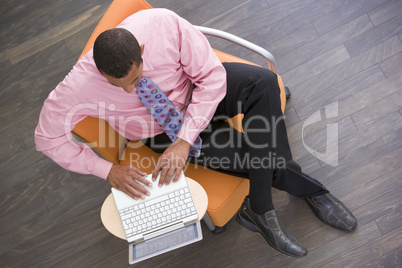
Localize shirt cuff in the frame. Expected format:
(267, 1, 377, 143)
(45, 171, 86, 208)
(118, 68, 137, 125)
(177, 122, 202, 146)
(92, 157, 113, 180)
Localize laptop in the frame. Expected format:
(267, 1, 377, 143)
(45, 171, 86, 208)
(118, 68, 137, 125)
(111, 171, 199, 243)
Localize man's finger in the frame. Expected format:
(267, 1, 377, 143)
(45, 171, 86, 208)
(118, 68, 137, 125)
(172, 167, 181, 182)
(163, 166, 176, 186)
(158, 164, 170, 187)
(123, 183, 146, 200)
(129, 165, 147, 176)
(156, 155, 170, 186)
(126, 172, 151, 196)
(152, 158, 163, 182)
(135, 174, 153, 189)
(128, 169, 152, 187)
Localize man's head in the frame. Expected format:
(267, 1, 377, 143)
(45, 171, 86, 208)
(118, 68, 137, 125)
(93, 28, 144, 93)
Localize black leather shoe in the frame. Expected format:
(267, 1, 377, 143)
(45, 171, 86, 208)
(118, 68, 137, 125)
(236, 197, 308, 258)
(303, 193, 357, 232)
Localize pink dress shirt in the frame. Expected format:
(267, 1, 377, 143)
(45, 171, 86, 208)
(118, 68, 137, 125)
(35, 9, 227, 180)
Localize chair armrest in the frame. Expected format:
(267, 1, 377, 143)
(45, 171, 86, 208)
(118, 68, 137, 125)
(194, 25, 276, 71)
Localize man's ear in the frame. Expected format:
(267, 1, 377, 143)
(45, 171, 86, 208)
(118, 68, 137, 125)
(140, 44, 145, 56)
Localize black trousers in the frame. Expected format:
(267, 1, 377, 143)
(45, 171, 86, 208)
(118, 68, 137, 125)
(145, 62, 328, 213)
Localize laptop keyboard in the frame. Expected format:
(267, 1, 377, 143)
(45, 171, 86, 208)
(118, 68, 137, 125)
(119, 187, 197, 238)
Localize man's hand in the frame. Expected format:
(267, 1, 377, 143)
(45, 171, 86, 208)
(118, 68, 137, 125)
(152, 138, 190, 187)
(107, 165, 152, 200)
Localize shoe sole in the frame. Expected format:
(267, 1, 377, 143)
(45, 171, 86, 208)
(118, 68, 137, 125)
(235, 212, 307, 258)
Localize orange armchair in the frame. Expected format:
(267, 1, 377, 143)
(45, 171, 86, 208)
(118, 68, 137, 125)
(72, 0, 288, 233)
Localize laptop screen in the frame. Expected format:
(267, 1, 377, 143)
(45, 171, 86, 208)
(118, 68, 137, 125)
(129, 221, 202, 264)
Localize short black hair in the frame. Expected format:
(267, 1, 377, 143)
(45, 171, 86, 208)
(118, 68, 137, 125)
(93, 28, 142, 78)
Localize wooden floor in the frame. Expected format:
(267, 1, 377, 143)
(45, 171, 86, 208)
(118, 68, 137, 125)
(1, 0, 401, 267)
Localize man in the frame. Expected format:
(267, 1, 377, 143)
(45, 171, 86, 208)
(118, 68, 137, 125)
(35, 8, 357, 258)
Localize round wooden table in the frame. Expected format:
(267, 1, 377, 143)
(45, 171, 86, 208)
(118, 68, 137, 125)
(100, 177, 208, 240)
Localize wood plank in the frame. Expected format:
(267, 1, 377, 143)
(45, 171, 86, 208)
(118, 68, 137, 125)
(0, 137, 26, 164)
(322, 226, 402, 268)
(0, 50, 76, 138)
(382, 124, 402, 146)
(288, 35, 402, 107)
(93, 249, 131, 267)
(54, 242, 110, 268)
(0, 0, 109, 59)
(0, 157, 60, 198)
(375, 200, 402, 235)
(285, 221, 382, 268)
(0, 0, 56, 49)
(21, 128, 36, 149)
(291, 116, 357, 163)
(218, 0, 354, 67)
(360, 247, 402, 268)
(220, 0, 317, 42)
(0, 146, 48, 179)
(0, 106, 43, 141)
(293, 65, 385, 121)
(64, 23, 101, 57)
(281, 44, 350, 88)
(174, 0, 247, 26)
(147, 0, 179, 9)
(0, 169, 70, 219)
(0, 40, 77, 117)
(101, 235, 127, 257)
(352, 185, 402, 228)
(5, 5, 105, 65)
(298, 154, 323, 175)
(0, 197, 48, 237)
(284, 106, 301, 127)
(326, 149, 402, 202)
(310, 110, 402, 185)
(276, 14, 374, 74)
(0, 0, 31, 20)
(345, 14, 402, 56)
(42, 174, 107, 209)
(368, 0, 402, 26)
(152, 0, 215, 24)
(379, 51, 402, 77)
(0, 204, 109, 267)
(201, 0, 266, 30)
(287, 69, 399, 146)
(351, 90, 402, 130)
(245, 0, 353, 46)
(312, 0, 387, 35)
(264, 23, 319, 59)
(202, 0, 273, 49)
(0, 180, 108, 256)
(375, 206, 402, 234)
(230, 228, 299, 267)
(0, 39, 73, 92)
(310, 136, 384, 185)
